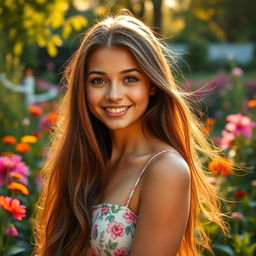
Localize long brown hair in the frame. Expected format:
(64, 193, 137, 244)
(32, 10, 229, 256)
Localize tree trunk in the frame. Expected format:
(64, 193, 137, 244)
(152, 0, 162, 34)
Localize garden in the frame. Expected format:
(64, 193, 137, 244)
(0, 0, 256, 255)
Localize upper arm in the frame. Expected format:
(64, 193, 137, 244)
(130, 152, 191, 256)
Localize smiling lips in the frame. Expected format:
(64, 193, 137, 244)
(102, 105, 132, 117)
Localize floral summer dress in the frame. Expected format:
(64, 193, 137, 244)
(88, 149, 173, 256)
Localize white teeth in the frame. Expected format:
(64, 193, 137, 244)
(105, 107, 129, 113)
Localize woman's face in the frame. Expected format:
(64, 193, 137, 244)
(85, 46, 155, 130)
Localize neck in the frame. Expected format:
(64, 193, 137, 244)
(108, 119, 158, 163)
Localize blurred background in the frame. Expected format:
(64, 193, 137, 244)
(0, 1, 255, 255)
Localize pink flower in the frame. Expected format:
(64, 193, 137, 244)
(113, 247, 129, 256)
(101, 206, 109, 215)
(4, 224, 18, 236)
(0, 196, 26, 220)
(225, 114, 256, 138)
(0, 155, 29, 186)
(122, 209, 137, 224)
(106, 221, 124, 239)
(220, 130, 236, 150)
(87, 248, 102, 256)
(231, 212, 244, 220)
(232, 67, 243, 76)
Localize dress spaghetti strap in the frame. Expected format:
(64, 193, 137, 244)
(124, 149, 174, 207)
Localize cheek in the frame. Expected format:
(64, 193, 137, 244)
(86, 87, 104, 109)
(130, 87, 151, 104)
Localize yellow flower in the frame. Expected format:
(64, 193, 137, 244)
(8, 182, 29, 195)
(21, 135, 38, 144)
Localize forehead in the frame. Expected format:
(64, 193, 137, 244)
(86, 46, 140, 71)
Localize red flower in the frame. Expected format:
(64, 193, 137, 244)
(234, 190, 247, 198)
(0, 196, 26, 220)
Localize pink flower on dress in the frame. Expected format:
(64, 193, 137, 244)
(122, 209, 137, 224)
(106, 221, 124, 239)
(113, 247, 129, 256)
(101, 206, 109, 215)
(87, 248, 102, 256)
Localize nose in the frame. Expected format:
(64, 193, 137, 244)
(106, 83, 123, 101)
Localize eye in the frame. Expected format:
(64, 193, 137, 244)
(124, 76, 139, 83)
(89, 77, 107, 85)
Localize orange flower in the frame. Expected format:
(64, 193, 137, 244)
(46, 112, 58, 124)
(202, 126, 211, 136)
(1, 152, 14, 157)
(28, 105, 42, 116)
(21, 135, 38, 144)
(8, 182, 29, 195)
(10, 172, 25, 180)
(0, 196, 26, 220)
(2, 136, 17, 144)
(206, 118, 216, 126)
(248, 100, 256, 107)
(208, 157, 232, 177)
(31, 131, 42, 138)
(15, 143, 30, 153)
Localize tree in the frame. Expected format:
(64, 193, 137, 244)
(0, 0, 88, 71)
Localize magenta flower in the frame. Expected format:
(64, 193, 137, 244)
(0, 155, 29, 186)
(225, 114, 256, 138)
(4, 224, 18, 236)
(122, 209, 137, 224)
(113, 247, 129, 256)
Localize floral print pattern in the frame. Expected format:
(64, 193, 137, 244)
(89, 203, 137, 256)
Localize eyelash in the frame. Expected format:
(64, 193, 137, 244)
(89, 76, 139, 85)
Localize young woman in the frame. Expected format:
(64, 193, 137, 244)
(33, 11, 229, 256)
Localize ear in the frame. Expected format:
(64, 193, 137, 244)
(149, 85, 157, 95)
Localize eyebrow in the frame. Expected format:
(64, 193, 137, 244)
(87, 68, 142, 76)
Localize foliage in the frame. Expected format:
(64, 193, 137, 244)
(0, 0, 88, 71)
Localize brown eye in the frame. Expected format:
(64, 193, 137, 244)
(89, 78, 106, 85)
(124, 76, 139, 83)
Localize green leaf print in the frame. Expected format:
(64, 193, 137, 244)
(105, 215, 115, 222)
(125, 226, 132, 236)
(111, 205, 122, 213)
(103, 249, 112, 256)
(108, 239, 118, 250)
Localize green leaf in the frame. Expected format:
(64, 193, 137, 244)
(125, 226, 132, 236)
(214, 244, 235, 256)
(105, 215, 115, 223)
(3, 247, 26, 256)
(108, 239, 118, 250)
(103, 249, 112, 256)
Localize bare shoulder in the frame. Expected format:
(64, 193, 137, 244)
(141, 150, 191, 193)
(130, 150, 191, 255)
